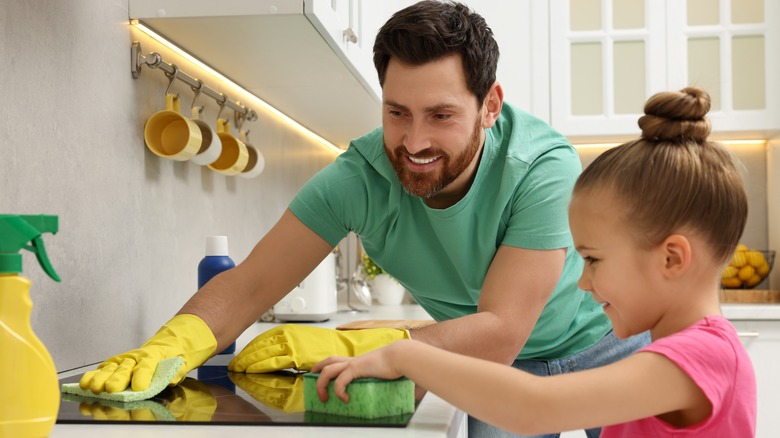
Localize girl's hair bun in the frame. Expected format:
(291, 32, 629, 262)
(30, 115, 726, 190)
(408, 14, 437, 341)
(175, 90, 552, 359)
(638, 86, 712, 143)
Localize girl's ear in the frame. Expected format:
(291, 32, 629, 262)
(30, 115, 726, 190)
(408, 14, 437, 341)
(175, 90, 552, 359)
(661, 234, 692, 278)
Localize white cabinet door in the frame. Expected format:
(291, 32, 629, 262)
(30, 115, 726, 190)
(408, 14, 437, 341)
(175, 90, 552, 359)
(549, 0, 779, 140)
(305, 0, 380, 98)
(730, 320, 780, 438)
(666, 0, 780, 134)
(550, 0, 667, 138)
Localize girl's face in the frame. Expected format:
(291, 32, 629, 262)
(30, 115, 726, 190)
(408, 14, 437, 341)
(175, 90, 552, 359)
(569, 189, 667, 339)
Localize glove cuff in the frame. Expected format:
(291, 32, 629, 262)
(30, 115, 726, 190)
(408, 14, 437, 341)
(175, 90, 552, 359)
(153, 314, 218, 373)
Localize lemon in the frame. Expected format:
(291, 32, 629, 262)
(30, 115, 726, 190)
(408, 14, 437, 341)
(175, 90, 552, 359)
(730, 250, 748, 268)
(736, 244, 749, 252)
(746, 250, 766, 268)
(757, 261, 770, 276)
(721, 265, 738, 280)
(745, 274, 763, 287)
(738, 265, 756, 281)
(722, 277, 743, 288)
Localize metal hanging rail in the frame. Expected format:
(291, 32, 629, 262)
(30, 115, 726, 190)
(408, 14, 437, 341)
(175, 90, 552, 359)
(131, 42, 257, 121)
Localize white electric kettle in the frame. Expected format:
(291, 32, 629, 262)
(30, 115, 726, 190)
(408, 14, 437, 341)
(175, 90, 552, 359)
(273, 252, 338, 322)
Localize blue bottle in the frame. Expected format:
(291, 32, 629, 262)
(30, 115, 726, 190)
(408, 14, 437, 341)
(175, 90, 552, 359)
(198, 235, 236, 354)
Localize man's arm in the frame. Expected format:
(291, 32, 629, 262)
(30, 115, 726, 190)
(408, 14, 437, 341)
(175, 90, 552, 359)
(178, 209, 335, 353)
(80, 209, 336, 394)
(409, 244, 566, 365)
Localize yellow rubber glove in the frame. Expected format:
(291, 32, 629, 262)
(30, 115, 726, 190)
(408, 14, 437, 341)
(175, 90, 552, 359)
(228, 324, 409, 373)
(162, 379, 218, 422)
(79, 314, 217, 393)
(230, 372, 305, 413)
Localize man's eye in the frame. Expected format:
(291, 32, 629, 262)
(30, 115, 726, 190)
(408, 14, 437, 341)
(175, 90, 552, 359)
(433, 114, 451, 121)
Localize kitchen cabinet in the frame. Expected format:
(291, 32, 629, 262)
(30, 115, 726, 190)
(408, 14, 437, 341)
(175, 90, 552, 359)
(723, 305, 780, 438)
(129, 0, 411, 149)
(548, 0, 780, 140)
(730, 319, 780, 438)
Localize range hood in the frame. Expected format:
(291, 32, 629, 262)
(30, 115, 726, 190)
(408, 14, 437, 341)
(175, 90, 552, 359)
(129, 0, 384, 150)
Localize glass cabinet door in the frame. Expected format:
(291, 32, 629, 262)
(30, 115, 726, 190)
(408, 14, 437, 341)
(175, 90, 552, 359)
(666, 0, 778, 133)
(550, 0, 778, 139)
(550, 0, 667, 138)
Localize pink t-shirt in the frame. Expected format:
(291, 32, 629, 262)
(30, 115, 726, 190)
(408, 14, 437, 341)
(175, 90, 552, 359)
(601, 315, 756, 438)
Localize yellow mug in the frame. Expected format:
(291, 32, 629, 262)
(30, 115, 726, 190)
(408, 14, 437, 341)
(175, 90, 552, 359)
(144, 94, 202, 161)
(208, 119, 249, 176)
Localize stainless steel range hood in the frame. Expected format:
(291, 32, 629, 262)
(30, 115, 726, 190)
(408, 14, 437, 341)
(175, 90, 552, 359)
(129, 0, 384, 150)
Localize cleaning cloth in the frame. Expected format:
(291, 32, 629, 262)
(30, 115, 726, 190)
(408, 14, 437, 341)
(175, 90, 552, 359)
(60, 393, 176, 421)
(61, 357, 184, 402)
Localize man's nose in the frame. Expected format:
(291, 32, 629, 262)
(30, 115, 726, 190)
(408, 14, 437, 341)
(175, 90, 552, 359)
(403, 121, 432, 155)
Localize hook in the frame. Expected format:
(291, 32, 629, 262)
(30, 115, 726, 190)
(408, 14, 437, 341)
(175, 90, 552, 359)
(164, 64, 180, 99)
(216, 93, 229, 121)
(190, 79, 205, 113)
(234, 108, 246, 132)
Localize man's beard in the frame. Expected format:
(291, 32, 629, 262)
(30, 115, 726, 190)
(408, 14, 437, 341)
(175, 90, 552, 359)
(385, 116, 482, 198)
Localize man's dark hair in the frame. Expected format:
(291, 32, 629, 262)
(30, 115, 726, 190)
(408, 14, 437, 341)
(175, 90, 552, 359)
(373, 0, 500, 105)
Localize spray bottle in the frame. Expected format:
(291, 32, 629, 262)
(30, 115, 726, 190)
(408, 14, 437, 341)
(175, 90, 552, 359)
(196, 235, 236, 391)
(0, 215, 61, 437)
(197, 236, 236, 355)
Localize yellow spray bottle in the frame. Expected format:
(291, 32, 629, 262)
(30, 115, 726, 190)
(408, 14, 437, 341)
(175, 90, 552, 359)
(0, 215, 61, 438)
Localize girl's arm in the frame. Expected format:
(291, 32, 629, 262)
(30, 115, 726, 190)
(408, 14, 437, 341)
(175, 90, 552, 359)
(313, 339, 708, 435)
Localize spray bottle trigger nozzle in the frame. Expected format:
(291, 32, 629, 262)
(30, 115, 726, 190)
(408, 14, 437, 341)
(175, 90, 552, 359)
(30, 236, 60, 282)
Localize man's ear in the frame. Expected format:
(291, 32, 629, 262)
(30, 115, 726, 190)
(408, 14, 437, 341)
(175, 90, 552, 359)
(661, 234, 692, 278)
(481, 82, 503, 128)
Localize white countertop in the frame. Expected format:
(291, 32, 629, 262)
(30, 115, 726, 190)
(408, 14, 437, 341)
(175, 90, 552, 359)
(51, 304, 465, 438)
(721, 303, 780, 320)
(51, 302, 780, 437)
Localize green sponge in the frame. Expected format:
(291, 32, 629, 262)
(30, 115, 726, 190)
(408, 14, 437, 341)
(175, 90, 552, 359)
(303, 372, 415, 419)
(61, 357, 184, 402)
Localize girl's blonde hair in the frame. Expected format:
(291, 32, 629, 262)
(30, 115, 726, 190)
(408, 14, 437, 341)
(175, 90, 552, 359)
(573, 87, 748, 264)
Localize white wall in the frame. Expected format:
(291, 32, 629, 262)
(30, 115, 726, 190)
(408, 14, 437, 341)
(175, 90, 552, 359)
(0, 0, 340, 371)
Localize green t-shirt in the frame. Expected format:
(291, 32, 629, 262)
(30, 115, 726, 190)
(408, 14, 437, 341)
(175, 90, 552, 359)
(289, 102, 610, 360)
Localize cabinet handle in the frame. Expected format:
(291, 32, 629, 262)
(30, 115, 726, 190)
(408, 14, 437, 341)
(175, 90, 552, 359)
(343, 28, 358, 44)
(737, 331, 760, 338)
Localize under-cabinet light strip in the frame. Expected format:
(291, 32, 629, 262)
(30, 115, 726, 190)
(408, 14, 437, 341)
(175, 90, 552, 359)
(131, 20, 344, 155)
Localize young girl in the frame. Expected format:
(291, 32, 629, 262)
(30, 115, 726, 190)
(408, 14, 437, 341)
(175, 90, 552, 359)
(312, 87, 757, 437)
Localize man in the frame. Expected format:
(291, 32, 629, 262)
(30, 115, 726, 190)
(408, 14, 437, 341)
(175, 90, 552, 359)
(81, 2, 648, 437)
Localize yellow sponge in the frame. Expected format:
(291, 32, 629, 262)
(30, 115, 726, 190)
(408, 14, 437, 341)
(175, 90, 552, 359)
(303, 372, 414, 419)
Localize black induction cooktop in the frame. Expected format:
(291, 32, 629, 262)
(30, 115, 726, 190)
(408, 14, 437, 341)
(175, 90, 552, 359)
(57, 361, 419, 427)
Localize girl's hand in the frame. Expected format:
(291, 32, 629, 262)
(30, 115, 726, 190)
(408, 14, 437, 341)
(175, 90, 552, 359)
(311, 341, 407, 403)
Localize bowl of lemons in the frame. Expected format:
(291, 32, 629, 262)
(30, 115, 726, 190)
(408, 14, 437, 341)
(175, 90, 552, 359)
(721, 245, 775, 289)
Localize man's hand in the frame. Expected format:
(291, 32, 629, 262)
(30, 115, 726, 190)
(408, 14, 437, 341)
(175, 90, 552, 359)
(79, 314, 217, 393)
(228, 324, 409, 373)
(230, 372, 305, 412)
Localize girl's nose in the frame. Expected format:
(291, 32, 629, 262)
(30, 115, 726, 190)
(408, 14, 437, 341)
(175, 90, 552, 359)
(577, 269, 592, 293)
